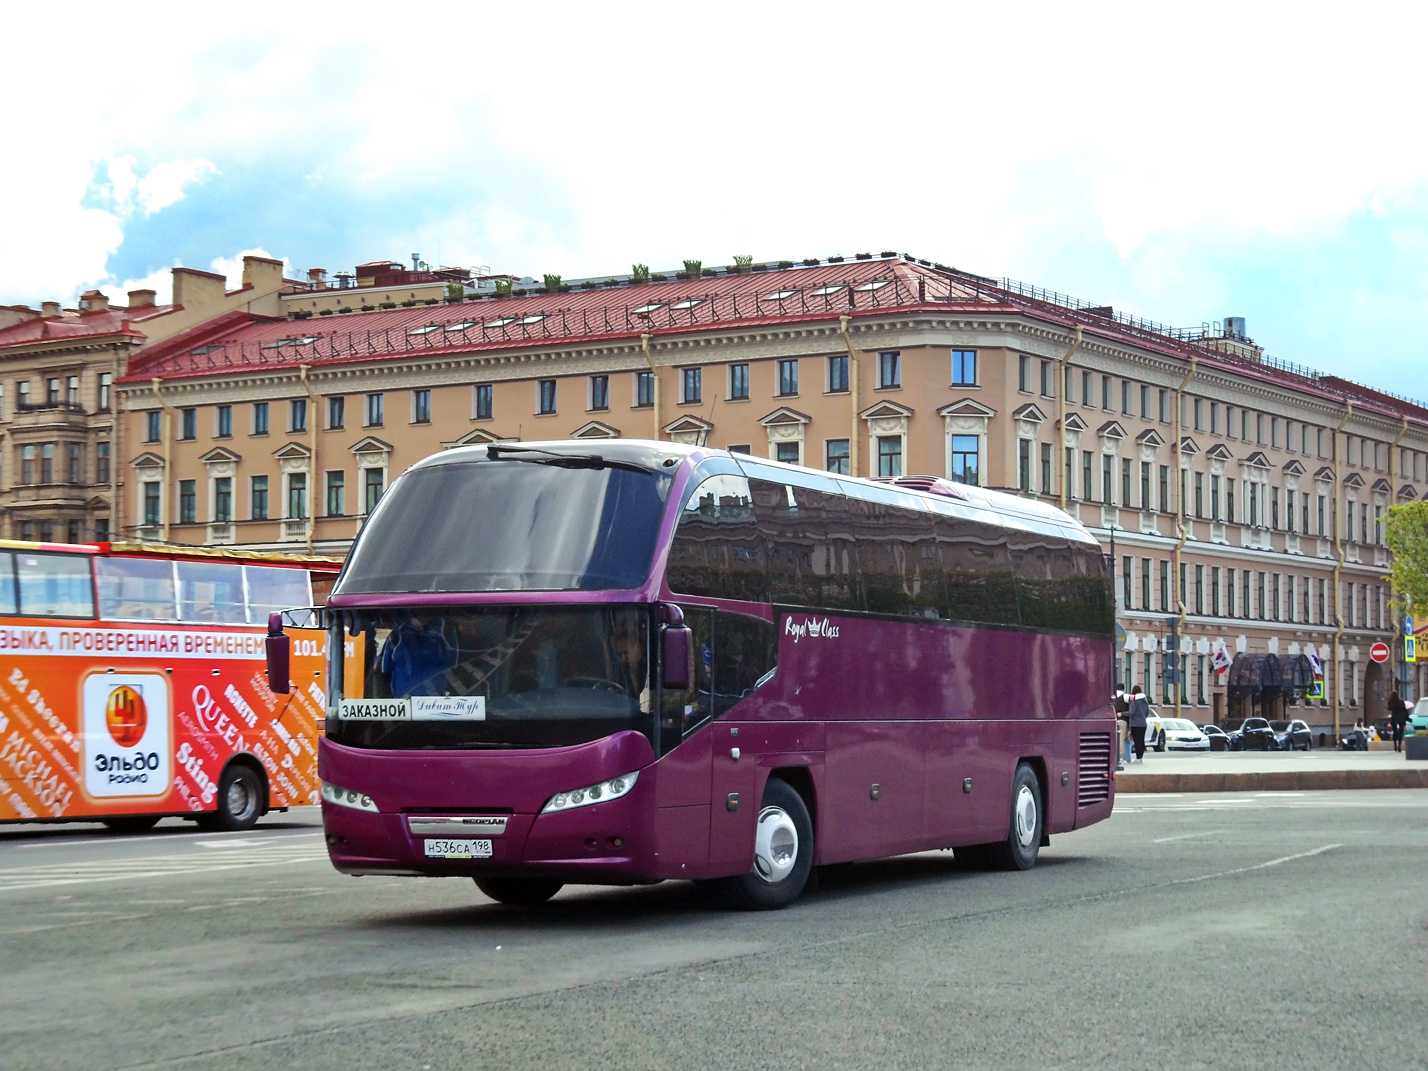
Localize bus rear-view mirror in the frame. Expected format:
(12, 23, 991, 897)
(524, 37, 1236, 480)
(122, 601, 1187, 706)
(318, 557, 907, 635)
(266, 611, 291, 694)
(661, 626, 693, 691)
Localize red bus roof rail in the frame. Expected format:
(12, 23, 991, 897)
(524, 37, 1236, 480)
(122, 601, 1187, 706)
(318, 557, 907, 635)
(870, 474, 967, 501)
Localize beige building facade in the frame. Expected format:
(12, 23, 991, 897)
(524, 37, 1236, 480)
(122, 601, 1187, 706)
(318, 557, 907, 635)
(116, 254, 1428, 732)
(0, 256, 288, 542)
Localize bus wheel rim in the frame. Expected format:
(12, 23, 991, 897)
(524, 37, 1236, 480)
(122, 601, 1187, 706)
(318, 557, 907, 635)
(753, 806, 799, 884)
(227, 778, 254, 820)
(1014, 785, 1037, 849)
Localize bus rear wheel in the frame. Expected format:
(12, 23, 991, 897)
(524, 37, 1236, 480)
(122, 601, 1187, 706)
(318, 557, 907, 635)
(474, 877, 564, 905)
(198, 764, 265, 832)
(984, 763, 1044, 872)
(719, 777, 813, 911)
(102, 816, 160, 834)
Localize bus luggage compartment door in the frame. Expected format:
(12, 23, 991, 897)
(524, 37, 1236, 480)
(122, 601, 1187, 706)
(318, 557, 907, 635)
(708, 721, 757, 875)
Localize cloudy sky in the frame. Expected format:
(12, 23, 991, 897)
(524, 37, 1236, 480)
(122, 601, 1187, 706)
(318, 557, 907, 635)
(5, 4, 1427, 399)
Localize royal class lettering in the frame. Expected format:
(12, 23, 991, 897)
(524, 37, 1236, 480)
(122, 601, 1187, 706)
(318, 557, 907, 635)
(783, 616, 840, 644)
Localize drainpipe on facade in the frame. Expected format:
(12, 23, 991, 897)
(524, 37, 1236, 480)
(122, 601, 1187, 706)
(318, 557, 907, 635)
(1331, 400, 1354, 737)
(1058, 325, 1084, 512)
(151, 377, 172, 544)
(1389, 415, 1409, 698)
(640, 334, 660, 442)
(300, 365, 319, 554)
(110, 345, 122, 542)
(1172, 355, 1198, 719)
(839, 316, 860, 478)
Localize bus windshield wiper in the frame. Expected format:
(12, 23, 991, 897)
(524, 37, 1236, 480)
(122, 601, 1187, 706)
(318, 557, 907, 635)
(485, 444, 651, 475)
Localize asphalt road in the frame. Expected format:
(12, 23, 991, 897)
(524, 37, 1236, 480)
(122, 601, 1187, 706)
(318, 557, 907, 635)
(2, 792, 1426, 1071)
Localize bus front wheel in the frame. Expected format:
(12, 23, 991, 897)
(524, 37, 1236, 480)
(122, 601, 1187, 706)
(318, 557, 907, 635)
(474, 877, 564, 905)
(719, 777, 813, 911)
(985, 763, 1044, 872)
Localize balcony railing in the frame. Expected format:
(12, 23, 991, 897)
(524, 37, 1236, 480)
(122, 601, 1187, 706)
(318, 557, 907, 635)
(14, 401, 87, 415)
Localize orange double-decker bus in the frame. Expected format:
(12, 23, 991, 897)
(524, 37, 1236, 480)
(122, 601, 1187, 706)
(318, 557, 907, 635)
(0, 540, 338, 833)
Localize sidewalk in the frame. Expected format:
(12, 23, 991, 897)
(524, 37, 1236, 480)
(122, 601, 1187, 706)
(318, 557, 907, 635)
(1116, 748, 1428, 793)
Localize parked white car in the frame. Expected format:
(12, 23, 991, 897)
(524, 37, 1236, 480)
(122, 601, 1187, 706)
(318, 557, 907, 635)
(1147, 716, 1211, 752)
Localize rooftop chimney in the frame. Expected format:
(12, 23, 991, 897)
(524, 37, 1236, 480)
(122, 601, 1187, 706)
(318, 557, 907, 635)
(78, 290, 109, 313)
(127, 288, 157, 308)
(1225, 316, 1247, 340)
(41, 300, 62, 317)
(307, 267, 328, 290)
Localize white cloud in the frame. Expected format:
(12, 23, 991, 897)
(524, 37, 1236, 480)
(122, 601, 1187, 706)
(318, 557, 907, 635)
(134, 158, 219, 215)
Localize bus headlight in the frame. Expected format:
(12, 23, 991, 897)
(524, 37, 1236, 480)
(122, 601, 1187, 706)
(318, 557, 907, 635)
(321, 780, 378, 813)
(542, 770, 640, 813)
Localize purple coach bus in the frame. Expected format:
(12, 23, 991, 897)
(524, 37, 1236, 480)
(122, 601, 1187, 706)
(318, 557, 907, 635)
(304, 440, 1116, 909)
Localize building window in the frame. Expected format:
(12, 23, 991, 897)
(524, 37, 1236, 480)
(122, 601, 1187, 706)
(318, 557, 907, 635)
(1159, 560, 1170, 612)
(1227, 569, 1237, 617)
(475, 384, 493, 420)
(1141, 462, 1152, 509)
(46, 378, 60, 404)
(825, 356, 846, 394)
(179, 480, 196, 524)
(179, 408, 196, 440)
(1064, 447, 1073, 496)
(589, 375, 609, 411)
(1122, 556, 1132, 609)
(1141, 558, 1151, 610)
(951, 350, 976, 386)
(1041, 443, 1052, 489)
(287, 473, 307, 519)
(290, 398, 307, 433)
(1082, 451, 1093, 500)
(67, 443, 82, 484)
(1102, 455, 1112, 505)
(538, 379, 558, 414)
(826, 439, 850, 475)
(40, 443, 54, 483)
(1211, 567, 1221, 615)
(1242, 570, 1251, 619)
(96, 442, 110, 484)
(251, 475, 269, 520)
(1158, 465, 1169, 512)
(879, 435, 903, 478)
(412, 389, 431, 424)
(365, 393, 384, 426)
(1227, 478, 1236, 523)
(1193, 398, 1203, 431)
(727, 364, 750, 401)
(39, 521, 54, 543)
(1040, 360, 1053, 398)
(1122, 381, 1132, 415)
(635, 371, 655, 408)
(216, 405, 233, 438)
(95, 517, 109, 542)
(775, 442, 800, 465)
(1271, 487, 1280, 529)
(214, 477, 232, 523)
(681, 368, 702, 405)
(253, 402, 269, 435)
(364, 468, 384, 513)
(1081, 370, 1092, 405)
(1158, 389, 1169, 423)
(879, 352, 901, 389)
(326, 471, 345, 516)
(145, 411, 161, 442)
(16, 381, 30, 409)
(143, 481, 161, 526)
(1210, 475, 1220, 520)
(1195, 565, 1204, 615)
(64, 375, 78, 405)
(1102, 375, 1112, 410)
(950, 435, 979, 486)
(1194, 472, 1204, 518)
(1019, 440, 1032, 491)
(98, 373, 112, 411)
(1122, 458, 1132, 506)
(777, 359, 799, 397)
(328, 396, 345, 430)
(728, 444, 751, 455)
(1139, 385, 1150, 419)
(20, 444, 36, 484)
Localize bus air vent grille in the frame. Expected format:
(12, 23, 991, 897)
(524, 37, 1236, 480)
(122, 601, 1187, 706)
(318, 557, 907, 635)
(1077, 732, 1112, 806)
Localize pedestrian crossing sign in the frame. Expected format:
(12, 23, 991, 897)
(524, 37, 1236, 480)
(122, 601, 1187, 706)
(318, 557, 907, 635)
(1408, 636, 1418, 664)
(1307, 679, 1325, 700)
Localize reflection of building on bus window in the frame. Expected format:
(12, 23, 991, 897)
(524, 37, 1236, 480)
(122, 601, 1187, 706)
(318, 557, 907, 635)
(96, 557, 178, 620)
(10, 552, 94, 616)
(176, 561, 246, 623)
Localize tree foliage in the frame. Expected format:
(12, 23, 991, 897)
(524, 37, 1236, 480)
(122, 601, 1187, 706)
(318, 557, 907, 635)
(1385, 501, 1428, 617)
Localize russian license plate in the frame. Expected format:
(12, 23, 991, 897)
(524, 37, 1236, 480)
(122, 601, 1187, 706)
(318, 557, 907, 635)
(423, 838, 493, 859)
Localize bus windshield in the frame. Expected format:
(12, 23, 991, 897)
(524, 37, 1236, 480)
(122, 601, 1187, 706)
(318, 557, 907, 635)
(327, 606, 653, 750)
(335, 456, 672, 595)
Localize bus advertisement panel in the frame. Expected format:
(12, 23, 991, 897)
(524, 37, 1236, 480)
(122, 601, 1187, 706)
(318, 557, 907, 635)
(0, 541, 338, 831)
(314, 442, 1115, 910)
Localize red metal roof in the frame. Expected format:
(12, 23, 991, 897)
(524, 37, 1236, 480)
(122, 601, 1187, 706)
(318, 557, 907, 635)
(118, 253, 1428, 429)
(0, 303, 171, 351)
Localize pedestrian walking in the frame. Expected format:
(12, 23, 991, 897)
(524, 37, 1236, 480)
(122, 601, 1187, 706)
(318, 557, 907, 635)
(1128, 685, 1151, 762)
(1114, 689, 1131, 767)
(1388, 690, 1409, 753)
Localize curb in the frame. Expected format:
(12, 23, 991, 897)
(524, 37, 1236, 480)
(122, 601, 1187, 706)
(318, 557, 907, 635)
(1117, 768, 1428, 793)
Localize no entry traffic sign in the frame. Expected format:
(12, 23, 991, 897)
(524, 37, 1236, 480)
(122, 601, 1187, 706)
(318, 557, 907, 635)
(1370, 642, 1390, 663)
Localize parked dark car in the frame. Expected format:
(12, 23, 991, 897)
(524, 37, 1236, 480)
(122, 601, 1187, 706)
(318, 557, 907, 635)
(1200, 723, 1232, 751)
(1222, 716, 1279, 750)
(1271, 719, 1313, 751)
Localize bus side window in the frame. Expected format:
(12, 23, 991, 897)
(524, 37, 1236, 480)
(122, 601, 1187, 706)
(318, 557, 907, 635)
(712, 611, 778, 716)
(667, 474, 766, 604)
(932, 513, 1019, 626)
(1006, 526, 1078, 631)
(0, 552, 16, 614)
(17, 552, 96, 618)
(850, 496, 940, 618)
(175, 561, 247, 624)
(96, 557, 177, 620)
(245, 565, 312, 625)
